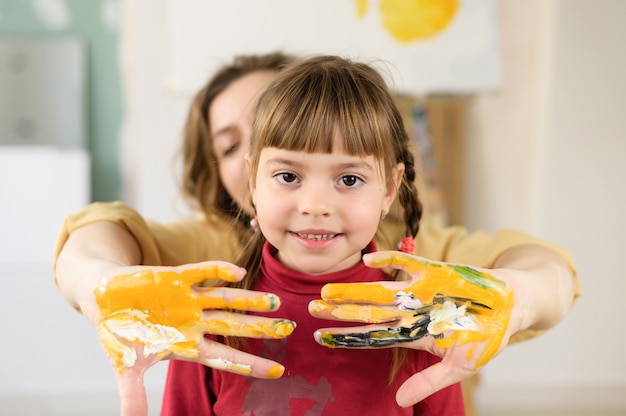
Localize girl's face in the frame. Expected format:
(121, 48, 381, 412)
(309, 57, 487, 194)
(210, 70, 277, 216)
(249, 145, 403, 275)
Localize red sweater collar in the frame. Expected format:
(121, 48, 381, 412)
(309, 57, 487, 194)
(259, 241, 385, 296)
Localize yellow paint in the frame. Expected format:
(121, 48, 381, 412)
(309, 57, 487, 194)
(320, 252, 513, 368)
(354, 0, 368, 18)
(322, 281, 397, 304)
(268, 364, 286, 379)
(379, 0, 458, 43)
(309, 299, 413, 323)
(201, 316, 295, 338)
(197, 292, 280, 311)
(94, 266, 294, 375)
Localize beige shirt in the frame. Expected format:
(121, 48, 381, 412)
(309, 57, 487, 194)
(53, 201, 580, 343)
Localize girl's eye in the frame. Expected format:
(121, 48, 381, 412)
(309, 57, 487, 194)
(276, 172, 299, 184)
(340, 175, 362, 187)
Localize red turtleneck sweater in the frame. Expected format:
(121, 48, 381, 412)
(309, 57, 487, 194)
(161, 242, 465, 415)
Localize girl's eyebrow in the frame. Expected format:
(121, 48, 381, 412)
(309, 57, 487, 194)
(265, 157, 300, 167)
(336, 161, 376, 171)
(266, 157, 376, 171)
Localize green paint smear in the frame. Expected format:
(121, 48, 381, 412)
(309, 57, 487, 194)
(452, 265, 504, 289)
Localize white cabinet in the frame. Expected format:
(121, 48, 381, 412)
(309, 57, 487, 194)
(0, 147, 90, 267)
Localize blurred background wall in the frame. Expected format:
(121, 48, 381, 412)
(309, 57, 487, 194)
(0, 0, 624, 415)
(0, 0, 122, 201)
(0, 2, 127, 415)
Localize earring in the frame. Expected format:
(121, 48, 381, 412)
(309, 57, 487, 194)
(381, 210, 387, 220)
(398, 236, 415, 254)
(250, 216, 259, 232)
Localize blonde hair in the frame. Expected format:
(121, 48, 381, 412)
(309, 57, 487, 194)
(231, 55, 424, 380)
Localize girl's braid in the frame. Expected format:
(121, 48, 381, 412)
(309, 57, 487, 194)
(398, 145, 423, 239)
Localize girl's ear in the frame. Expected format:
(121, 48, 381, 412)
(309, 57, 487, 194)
(245, 154, 257, 206)
(382, 162, 404, 214)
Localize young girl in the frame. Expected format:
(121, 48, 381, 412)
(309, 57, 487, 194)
(161, 55, 464, 415)
(56, 53, 578, 416)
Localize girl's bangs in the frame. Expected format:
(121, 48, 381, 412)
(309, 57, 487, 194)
(251, 57, 400, 175)
(260, 83, 391, 161)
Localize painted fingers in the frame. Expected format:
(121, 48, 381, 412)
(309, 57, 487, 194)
(172, 326, 288, 379)
(310, 251, 514, 369)
(94, 263, 295, 373)
(195, 286, 281, 312)
(198, 310, 295, 339)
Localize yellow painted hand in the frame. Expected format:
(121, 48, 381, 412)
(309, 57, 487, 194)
(308, 251, 514, 407)
(95, 262, 295, 378)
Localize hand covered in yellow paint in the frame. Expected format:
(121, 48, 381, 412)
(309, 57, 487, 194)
(94, 261, 295, 416)
(308, 251, 514, 407)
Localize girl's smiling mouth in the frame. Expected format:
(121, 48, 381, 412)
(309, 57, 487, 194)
(295, 232, 339, 241)
(290, 231, 342, 248)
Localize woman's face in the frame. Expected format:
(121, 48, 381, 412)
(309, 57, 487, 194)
(209, 70, 277, 216)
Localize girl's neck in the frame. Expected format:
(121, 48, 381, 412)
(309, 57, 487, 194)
(259, 241, 381, 295)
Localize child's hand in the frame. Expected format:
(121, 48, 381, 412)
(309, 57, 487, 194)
(94, 262, 295, 416)
(308, 251, 515, 407)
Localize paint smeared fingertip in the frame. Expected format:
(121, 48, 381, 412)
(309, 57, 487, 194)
(273, 319, 296, 337)
(267, 364, 285, 379)
(265, 293, 282, 310)
(308, 299, 330, 314)
(313, 330, 337, 348)
(319, 284, 332, 298)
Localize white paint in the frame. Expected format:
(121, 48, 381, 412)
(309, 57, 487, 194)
(394, 291, 422, 311)
(205, 358, 252, 375)
(99, 309, 187, 367)
(427, 301, 477, 334)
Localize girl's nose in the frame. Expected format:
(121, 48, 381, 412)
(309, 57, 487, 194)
(298, 183, 333, 217)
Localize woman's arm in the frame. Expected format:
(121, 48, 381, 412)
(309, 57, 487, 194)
(55, 221, 142, 322)
(494, 244, 577, 334)
(53, 209, 294, 416)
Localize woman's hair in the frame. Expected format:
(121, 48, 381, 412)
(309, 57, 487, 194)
(179, 52, 296, 232)
(231, 55, 424, 379)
